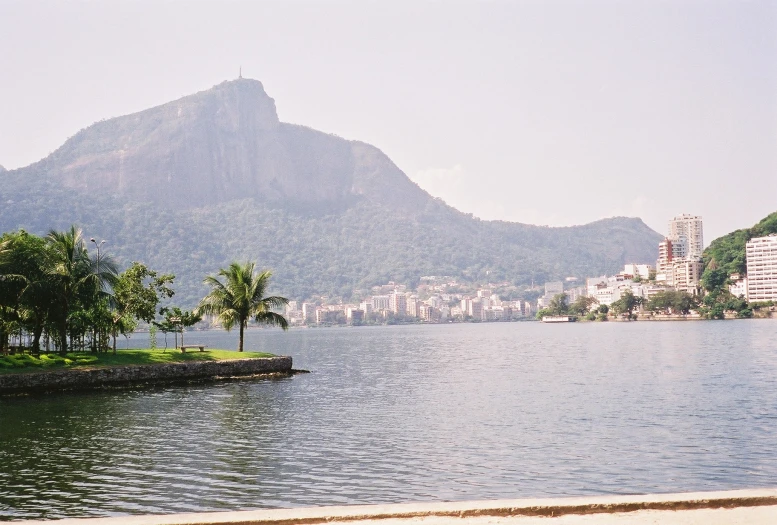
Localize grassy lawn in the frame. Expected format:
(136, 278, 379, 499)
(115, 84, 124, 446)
(0, 349, 275, 375)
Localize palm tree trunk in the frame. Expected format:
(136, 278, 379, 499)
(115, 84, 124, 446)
(58, 321, 68, 356)
(239, 322, 244, 352)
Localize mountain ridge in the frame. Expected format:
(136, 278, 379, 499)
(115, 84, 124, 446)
(0, 78, 662, 305)
(17, 79, 431, 212)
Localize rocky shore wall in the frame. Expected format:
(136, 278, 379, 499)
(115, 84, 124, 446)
(0, 356, 292, 395)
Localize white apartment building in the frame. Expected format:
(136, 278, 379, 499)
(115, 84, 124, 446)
(668, 214, 704, 258)
(729, 275, 748, 300)
(389, 292, 407, 316)
(302, 303, 316, 324)
(670, 259, 704, 294)
(372, 295, 390, 310)
(746, 234, 777, 302)
(656, 238, 685, 276)
(655, 214, 704, 292)
(623, 264, 654, 280)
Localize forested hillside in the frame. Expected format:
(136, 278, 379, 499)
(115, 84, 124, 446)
(703, 212, 777, 275)
(0, 79, 662, 306)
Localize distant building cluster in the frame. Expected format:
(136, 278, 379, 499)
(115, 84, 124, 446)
(284, 278, 537, 326)
(536, 214, 777, 312)
(538, 214, 706, 310)
(274, 212, 777, 327)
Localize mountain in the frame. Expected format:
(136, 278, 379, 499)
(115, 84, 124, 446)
(27, 79, 427, 212)
(0, 79, 662, 306)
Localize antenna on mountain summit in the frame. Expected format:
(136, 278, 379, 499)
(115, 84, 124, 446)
(239, 66, 242, 79)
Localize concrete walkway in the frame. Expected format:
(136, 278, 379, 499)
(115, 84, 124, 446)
(17, 489, 777, 525)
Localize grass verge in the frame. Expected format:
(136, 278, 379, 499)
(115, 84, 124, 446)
(0, 349, 275, 375)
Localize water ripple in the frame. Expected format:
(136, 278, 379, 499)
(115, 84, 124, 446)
(2, 322, 777, 519)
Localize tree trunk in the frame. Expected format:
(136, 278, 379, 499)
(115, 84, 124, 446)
(31, 324, 43, 356)
(58, 321, 68, 356)
(238, 322, 244, 352)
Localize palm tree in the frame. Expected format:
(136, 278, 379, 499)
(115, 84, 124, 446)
(197, 262, 288, 351)
(45, 226, 115, 354)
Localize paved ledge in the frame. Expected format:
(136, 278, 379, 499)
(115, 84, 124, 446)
(16, 489, 777, 525)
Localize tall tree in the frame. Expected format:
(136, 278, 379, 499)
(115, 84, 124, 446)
(45, 226, 93, 354)
(0, 231, 51, 353)
(44, 226, 117, 354)
(610, 289, 642, 318)
(111, 262, 174, 353)
(197, 262, 288, 351)
(548, 293, 568, 316)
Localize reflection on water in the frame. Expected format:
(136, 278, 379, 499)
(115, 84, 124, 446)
(2, 321, 777, 519)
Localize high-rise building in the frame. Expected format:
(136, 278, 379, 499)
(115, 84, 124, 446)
(302, 303, 316, 324)
(668, 214, 704, 258)
(746, 234, 777, 302)
(656, 214, 704, 292)
(389, 292, 407, 316)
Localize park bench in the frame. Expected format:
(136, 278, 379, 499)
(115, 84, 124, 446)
(179, 345, 207, 353)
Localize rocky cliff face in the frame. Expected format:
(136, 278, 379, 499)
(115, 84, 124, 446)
(32, 79, 427, 210)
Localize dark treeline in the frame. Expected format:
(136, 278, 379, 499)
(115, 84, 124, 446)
(0, 226, 178, 356)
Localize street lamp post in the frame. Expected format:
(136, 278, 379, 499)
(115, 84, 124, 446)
(90, 238, 106, 279)
(90, 238, 106, 352)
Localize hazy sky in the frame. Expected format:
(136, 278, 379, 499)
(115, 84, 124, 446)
(1, 0, 775, 242)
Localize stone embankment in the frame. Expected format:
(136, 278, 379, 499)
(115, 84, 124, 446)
(0, 356, 292, 395)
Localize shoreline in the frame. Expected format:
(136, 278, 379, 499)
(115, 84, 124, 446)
(14, 488, 777, 525)
(0, 356, 293, 395)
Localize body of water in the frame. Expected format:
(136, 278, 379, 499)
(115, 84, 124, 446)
(2, 321, 777, 519)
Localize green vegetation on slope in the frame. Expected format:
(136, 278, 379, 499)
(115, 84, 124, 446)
(703, 212, 777, 275)
(0, 169, 662, 307)
(697, 211, 777, 319)
(0, 349, 275, 374)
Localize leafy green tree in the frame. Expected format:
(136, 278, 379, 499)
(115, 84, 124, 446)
(548, 293, 568, 316)
(569, 296, 598, 316)
(155, 306, 202, 349)
(646, 290, 698, 315)
(701, 267, 729, 293)
(610, 289, 642, 318)
(111, 262, 174, 352)
(535, 308, 552, 320)
(0, 231, 51, 353)
(197, 262, 289, 351)
(149, 325, 158, 350)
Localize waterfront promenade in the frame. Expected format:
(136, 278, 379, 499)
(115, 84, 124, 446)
(18, 489, 777, 525)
